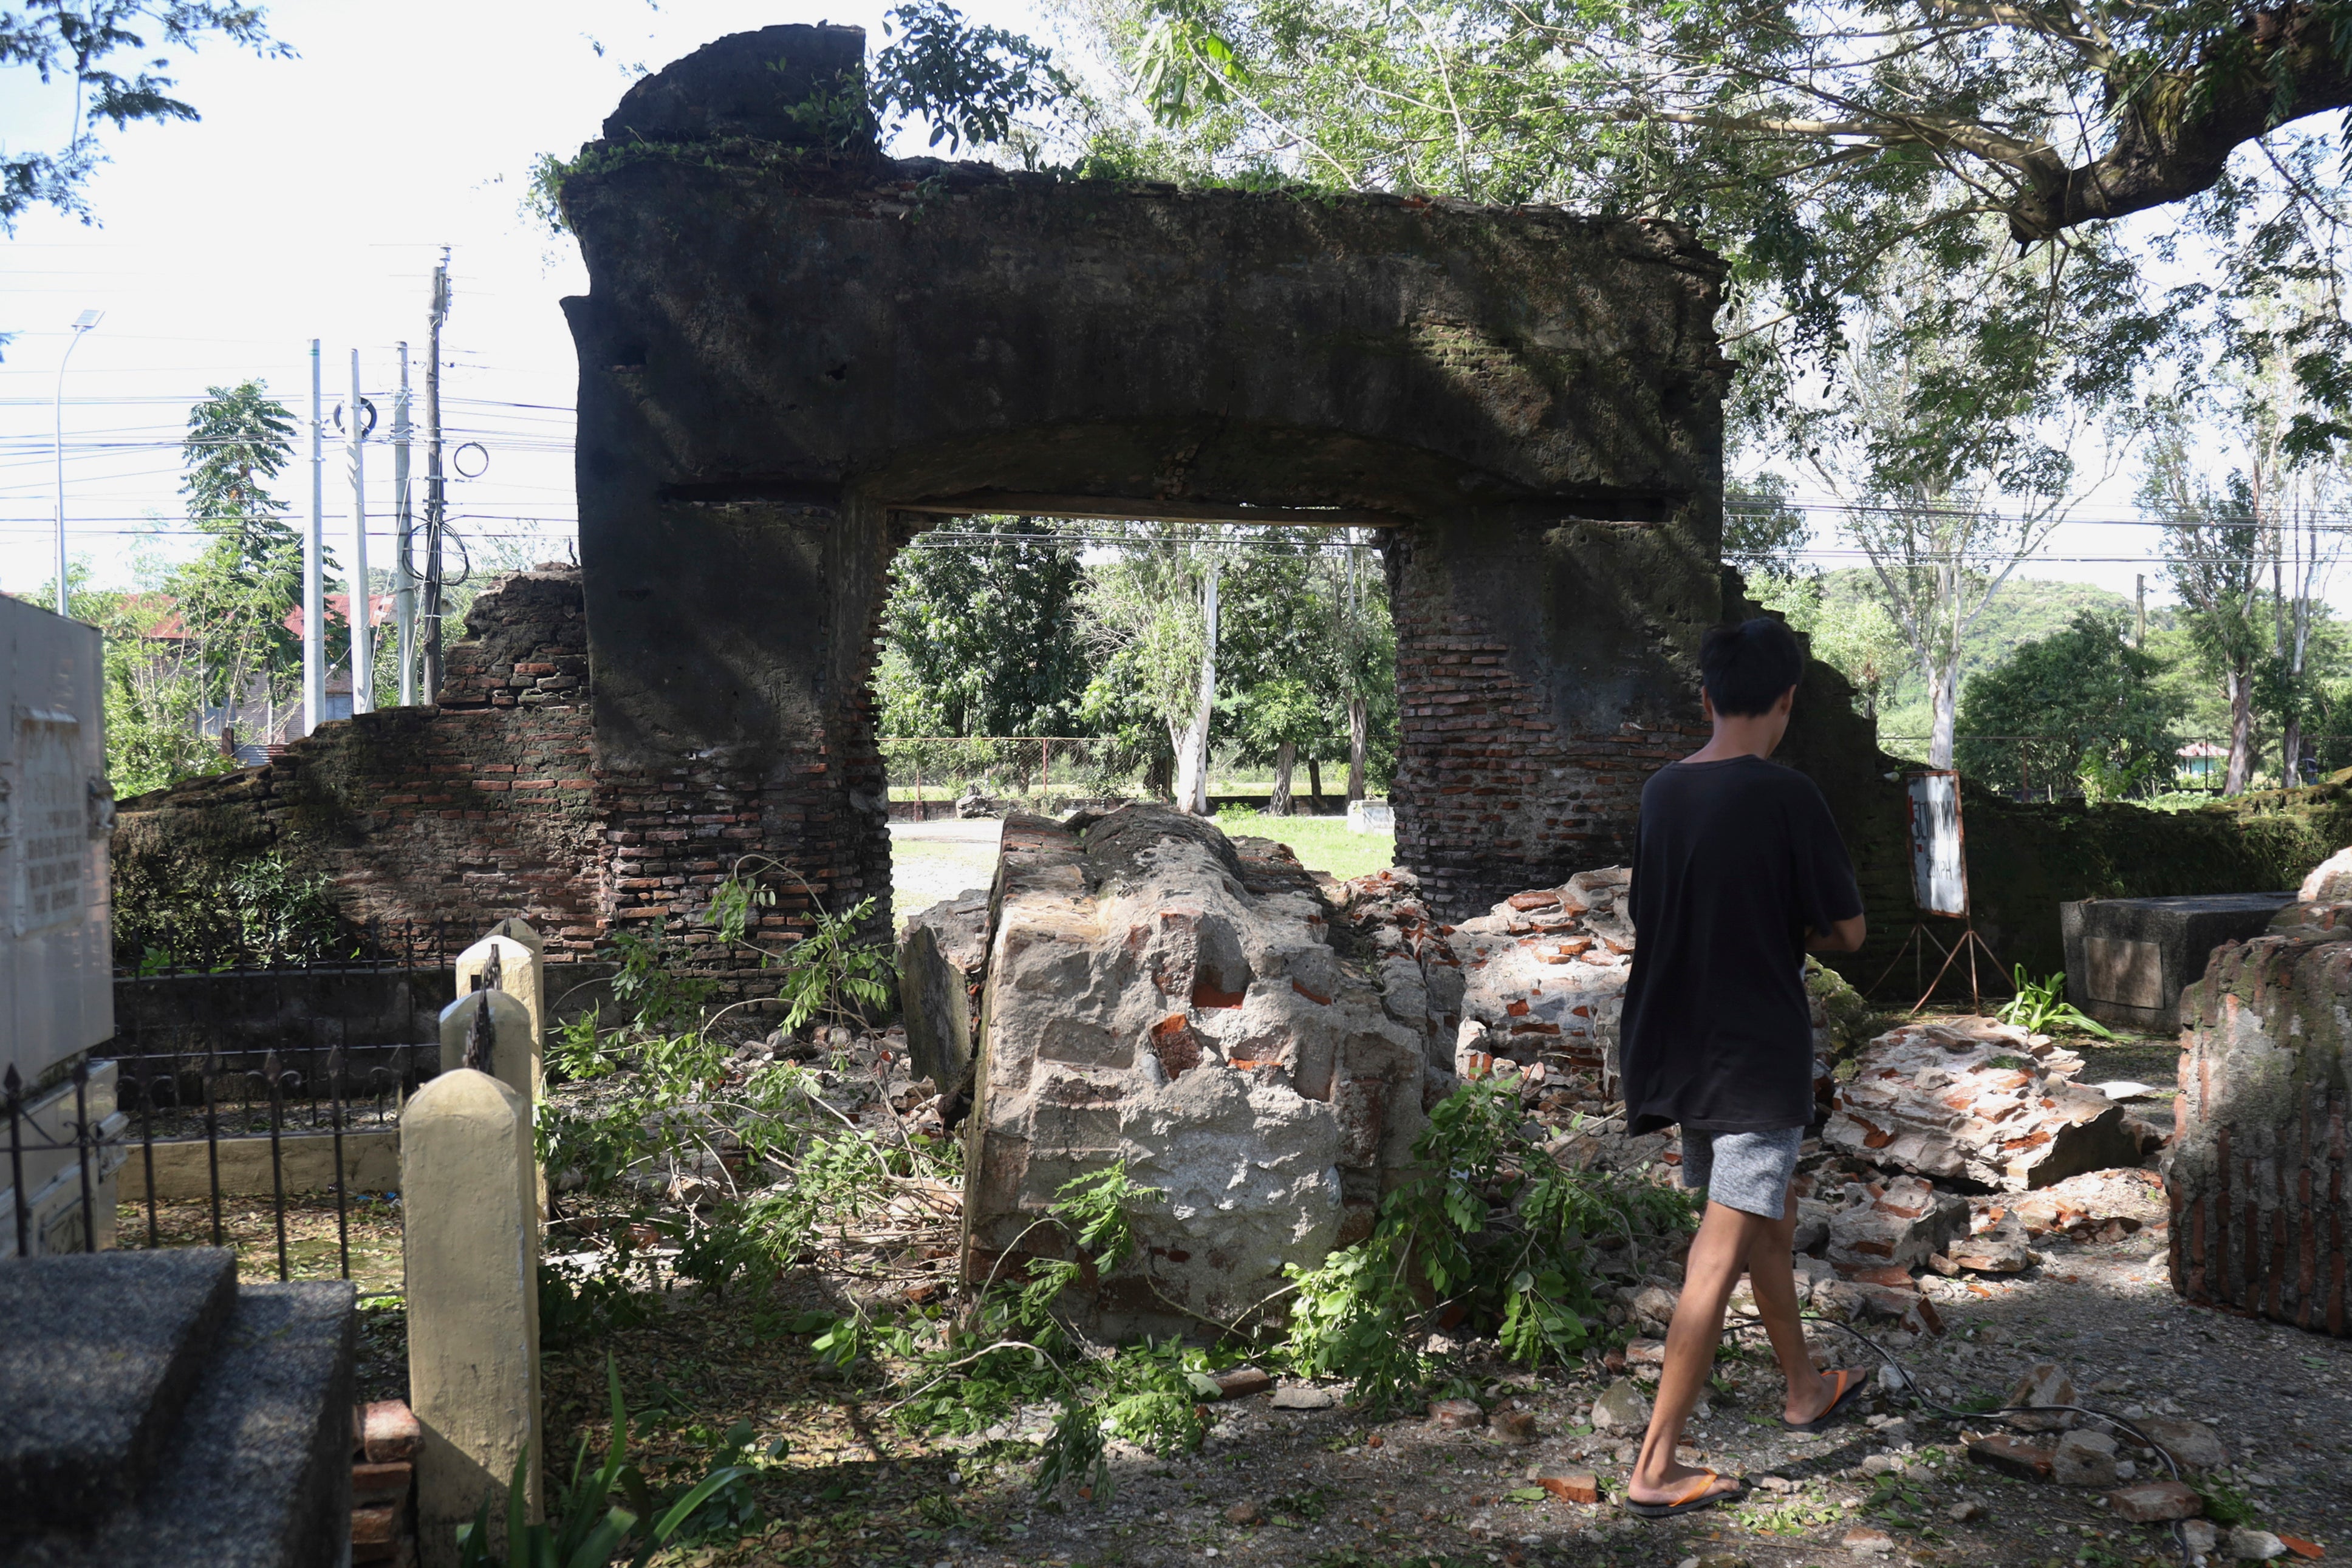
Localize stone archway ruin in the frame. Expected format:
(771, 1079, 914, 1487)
(557, 23, 1734, 941)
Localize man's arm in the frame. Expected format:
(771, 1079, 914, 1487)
(1808, 915, 1866, 953)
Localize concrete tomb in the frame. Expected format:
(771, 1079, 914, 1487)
(2061, 891, 2296, 1034)
(0, 1248, 356, 1564)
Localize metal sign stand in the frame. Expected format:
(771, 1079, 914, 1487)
(1868, 915, 2008, 1014)
(1870, 769, 2009, 1014)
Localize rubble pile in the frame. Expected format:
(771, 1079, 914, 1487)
(1444, 868, 1637, 1083)
(1336, 868, 1872, 1156)
(1822, 1018, 2156, 1190)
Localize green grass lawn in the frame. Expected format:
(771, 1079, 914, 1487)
(1213, 807, 1394, 881)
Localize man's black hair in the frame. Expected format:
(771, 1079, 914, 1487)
(1700, 617, 1803, 717)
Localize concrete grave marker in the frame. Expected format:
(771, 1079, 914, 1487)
(402, 1068, 541, 1564)
(438, 989, 535, 1114)
(455, 932, 543, 1091)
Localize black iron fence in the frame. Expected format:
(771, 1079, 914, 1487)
(6, 918, 462, 1287)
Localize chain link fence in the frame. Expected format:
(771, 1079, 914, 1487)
(881, 736, 1160, 814)
(1882, 735, 2242, 800)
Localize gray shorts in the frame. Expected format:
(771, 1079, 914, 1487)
(1679, 1126, 1803, 1219)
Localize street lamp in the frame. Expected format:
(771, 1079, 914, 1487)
(53, 308, 103, 618)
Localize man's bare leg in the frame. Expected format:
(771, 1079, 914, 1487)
(1740, 1185, 1846, 1423)
(1628, 1198, 1763, 1506)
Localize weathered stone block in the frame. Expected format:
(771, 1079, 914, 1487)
(2105, 1481, 2203, 1522)
(897, 920, 973, 1091)
(961, 808, 1429, 1334)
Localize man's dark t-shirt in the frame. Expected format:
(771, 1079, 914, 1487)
(1619, 756, 1864, 1135)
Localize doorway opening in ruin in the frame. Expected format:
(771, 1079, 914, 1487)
(866, 500, 1404, 930)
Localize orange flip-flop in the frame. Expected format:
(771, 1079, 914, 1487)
(1626, 1468, 1745, 1519)
(1783, 1366, 1871, 1432)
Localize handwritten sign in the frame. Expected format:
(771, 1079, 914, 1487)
(1906, 771, 1968, 918)
(13, 709, 86, 936)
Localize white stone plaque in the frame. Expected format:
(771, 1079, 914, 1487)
(13, 709, 85, 936)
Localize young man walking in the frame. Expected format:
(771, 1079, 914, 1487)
(1618, 617, 1870, 1517)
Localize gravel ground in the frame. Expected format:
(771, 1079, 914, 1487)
(917, 1225, 2350, 1568)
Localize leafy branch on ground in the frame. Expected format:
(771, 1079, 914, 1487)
(705, 856, 895, 1034)
(1285, 1076, 1698, 1416)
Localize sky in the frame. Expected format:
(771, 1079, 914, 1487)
(0, 0, 2329, 620)
(0, 0, 1061, 605)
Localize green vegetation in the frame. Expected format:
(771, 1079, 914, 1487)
(1211, 806, 1393, 882)
(878, 520, 1398, 810)
(535, 930, 1696, 1516)
(1284, 1077, 1698, 1414)
(455, 1360, 767, 1567)
(0, 2, 293, 236)
(1955, 612, 2184, 798)
(111, 850, 346, 972)
(1994, 967, 2114, 1039)
(706, 859, 896, 1033)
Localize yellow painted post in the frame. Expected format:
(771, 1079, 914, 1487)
(402, 1068, 542, 1563)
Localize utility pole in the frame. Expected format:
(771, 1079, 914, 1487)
(393, 342, 416, 706)
(2135, 573, 2147, 650)
(347, 349, 374, 715)
(304, 339, 326, 736)
(421, 250, 451, 703)
(51, 309, 101, 616)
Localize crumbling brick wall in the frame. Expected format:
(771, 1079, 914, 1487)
(2170, 901, 2351, 1337)
(111, 569, 604, 957)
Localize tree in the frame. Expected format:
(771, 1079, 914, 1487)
(1082, 0, 2336, 485)
(1318, 530, 1396, 803)
(2144, 454, 2264, 794)
(1210, 530, 1322, 813)
(1115, 0, 2352, 244)
(1754, 573, 1911, 724)
(22, 564, 228, 796)
(162, 380, 311, 723)
(1232, 675, 1320, 814)
(1, 2, 292, 234)
(1724, 476, 1811, 587)
(876, 517, 1091, 737)
(1955, 612, 2184, 799)
(1793, 234, 2135, 767)
(1080, 526, 1224, 811)
(2141, 321, 2350, 793)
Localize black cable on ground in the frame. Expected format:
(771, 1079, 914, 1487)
(1710, 1314, 2198, 1567)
